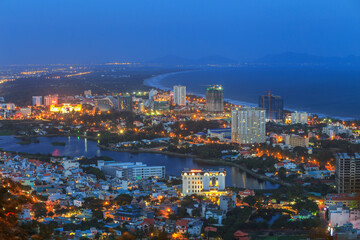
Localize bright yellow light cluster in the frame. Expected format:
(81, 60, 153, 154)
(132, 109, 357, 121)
(50, 104, 82, 113)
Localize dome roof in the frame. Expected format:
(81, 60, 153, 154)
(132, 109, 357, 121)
(96, 103, 111, 112)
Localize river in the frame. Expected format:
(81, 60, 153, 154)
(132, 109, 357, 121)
(0, 135, 278, 189)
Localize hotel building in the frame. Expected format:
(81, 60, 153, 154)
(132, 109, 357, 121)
(181, 168, 226, 196)
(44, 94, 59, 106)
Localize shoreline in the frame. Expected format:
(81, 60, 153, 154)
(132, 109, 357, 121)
(2, 134, 284, 187)
(143, 69, 356, 120)
(100, 145, 288, 187)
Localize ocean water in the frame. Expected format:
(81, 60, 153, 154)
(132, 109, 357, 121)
(145, 67, 360, 120)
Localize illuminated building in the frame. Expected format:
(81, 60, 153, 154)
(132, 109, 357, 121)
(181, 168, 226, 196)
(139, 102, 145, 112)
(174, 85, 186, 106)
(50, 103, 82, 113)
(20, 108, 31, 116)
(118, 95, 133, 111)
(284, 134, 309, 147)
(44, 94, 58, 106)
(32, 96, 43, 106)
(98, 161, 165, 180)
(336, 153, 360, 194)
(153, 99, 169, 111)
(259, 92, 283, 121)
(206, 85, 223, 112)
(231, 107, 266, 144)
(291, 111, 309, 124)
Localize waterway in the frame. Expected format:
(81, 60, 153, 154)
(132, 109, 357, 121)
(0, 136, 278, 189)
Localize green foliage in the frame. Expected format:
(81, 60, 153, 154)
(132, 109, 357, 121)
(243, 196, 257, 207)
(51, 141, 66, 146)
(293, 198, 319, 213)
(219, 207, 252, 240)
(32, 202, 47, 219)
(236, 156, 277, 172)
(193, 143, 237, 159)
(172, 119, 220, 137)
(114, 194, 133, 206)
(82, 167, 106, 180)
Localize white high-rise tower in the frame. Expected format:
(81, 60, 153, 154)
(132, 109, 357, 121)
(231, 107, 266, 144)
(174, 85, 186, 106)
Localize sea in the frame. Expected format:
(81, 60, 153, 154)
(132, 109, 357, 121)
(144, 66, 360, 120)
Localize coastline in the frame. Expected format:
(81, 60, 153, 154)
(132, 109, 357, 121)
(143, 69, 355, 120)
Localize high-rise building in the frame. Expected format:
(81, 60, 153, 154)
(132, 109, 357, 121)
(206, 85, 223, 112)
(32, 96, 43, 106)
(336, 153, 360, 194)
(118, 95, 133, 111)
(231, 107, 266, 144)
(44, 94, 58, 106)
(174, 85, 186, 106)
(149, 89, 158, 100)
(259, 92, 283, 121)
(291, 111, 309, 124)
(181, 168, 226, 196)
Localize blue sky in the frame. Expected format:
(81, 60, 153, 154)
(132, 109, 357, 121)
(0, 0, 360, 64)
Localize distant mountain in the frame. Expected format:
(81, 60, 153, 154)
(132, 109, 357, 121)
(252, 52, 360, 66)
(147, 55, 238, 66)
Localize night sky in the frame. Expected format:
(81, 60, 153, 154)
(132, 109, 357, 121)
(1, 0, 360, 65)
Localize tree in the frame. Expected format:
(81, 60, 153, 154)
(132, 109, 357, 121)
(48, 211, 54, 217)
(114, 194, 133, 206)
(32, 202, 47, 219)
(293, 198, 319, 213)
(243, 196, 256, 207)
(278, 167, 287, 180)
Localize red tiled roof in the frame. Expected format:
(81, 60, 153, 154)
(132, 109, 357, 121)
(175, 220, 189, 227)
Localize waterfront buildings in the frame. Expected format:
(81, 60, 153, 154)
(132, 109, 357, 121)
(259, 92, 283, 121)
(98, 161, 165, 180)
(181, 168, 226, 196)
(336, 153, 360, 194)
(32, 96, 43, 106)
(206, 85, 223, 112)
(231, 107, 266, 144)
(291, 111, 309, 124)
(323, 123, 353, 139)
(173, 85, 186, 106)
(207, 128, 231, 142)
(44, 94, 59, 106)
